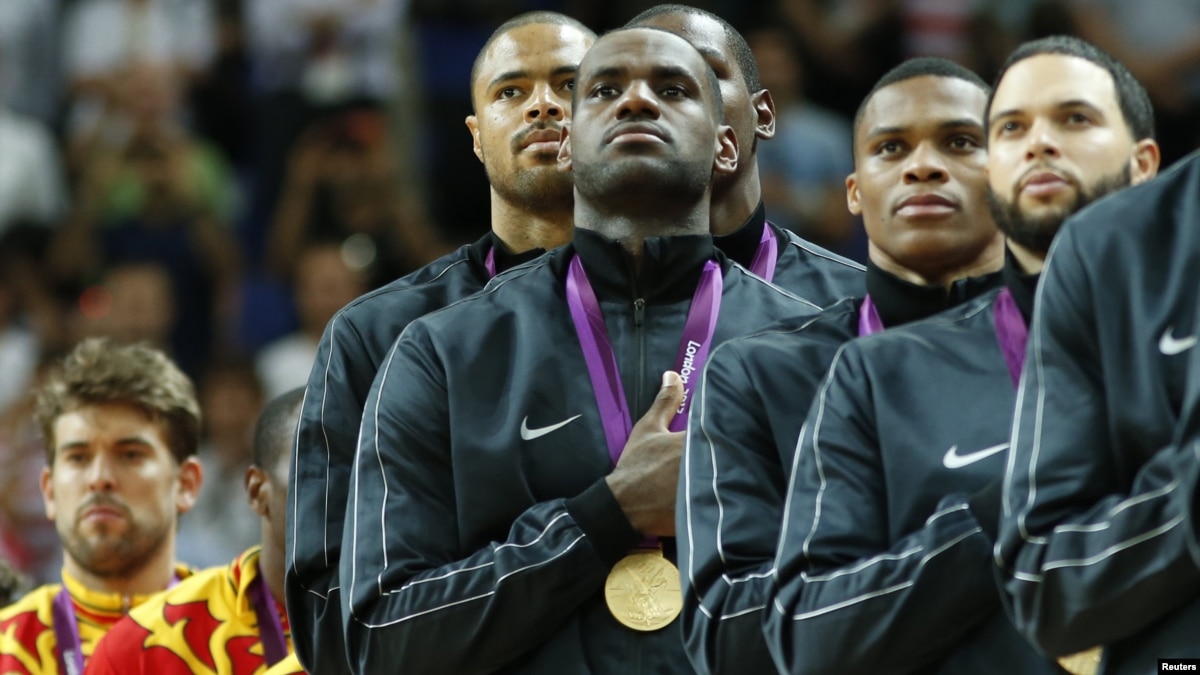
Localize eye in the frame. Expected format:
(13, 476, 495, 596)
(948, 135, 981, 151)
(590, 84, 619, 99)
(562, 78, 576, 92)
(62, 451, 88, 466)
(497, 86, 522, 100)
(876, 140, 902, 156)
(1065, 111, 1092, 125)
(661, 84, 688, 98)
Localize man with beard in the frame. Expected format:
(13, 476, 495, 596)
(0, 338, 204, 674)
(994, 44, 1200, 675)
(285, 12, 594, 675)
(679, 56, 1005, 675)
(338, 27, 819, 674)
(761, 36, 1157, 674)
(629, 5, 865, 304)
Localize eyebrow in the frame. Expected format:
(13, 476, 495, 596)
(486, 65, 579, 91)
(989, 99, 1103, 125)
(583, 64, 699, 84)
(865, 118, 982, 140)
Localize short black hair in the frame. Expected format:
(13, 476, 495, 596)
(627, 4, 761, 92)
(572, 26, 725, 120)
(988, 35, 1154, 141)
(469, 11, 596, 112)
(252, 387, 304, 474)
(853, 57, 990, 147)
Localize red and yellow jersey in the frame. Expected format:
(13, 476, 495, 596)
(84, 547, 292, 675)
(0, 564, 192, 675)
(262, 652, 305, 675)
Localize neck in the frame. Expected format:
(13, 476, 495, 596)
(868, 234, 1005, 289)
(1005, 240, 1047, 275)
(709, 164, 762, 236)
(259, 528, 285, 605)
(574, 195, 710, 267)
(63, 543, 175, 599)
(490, 190, 573, 254)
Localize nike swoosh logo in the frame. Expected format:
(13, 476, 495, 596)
(942, 443, 1009, 470)
(520, 414, 582, 441)
(1159, 326, 1197, 356)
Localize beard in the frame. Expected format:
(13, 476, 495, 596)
(573, 152, 711, 208)
(487, 161, 574, 214)
(60, 496, 171, 579)
(988, 164, 1131, 254)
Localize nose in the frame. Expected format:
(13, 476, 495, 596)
(902, 141, 948, 184)
(524, 82, 565, 123)
(616, 81, 661, 120)
(86, 454, 116, 492)
(1023, 118, 1061, 161)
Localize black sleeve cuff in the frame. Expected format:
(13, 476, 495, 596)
(968, 478, 1004, 543)
(565, 479, 641, 568)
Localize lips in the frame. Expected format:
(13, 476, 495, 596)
(79, 500, 128, 525)
(604, 121, 667, 145)
(1018, 170, 1072, 198)
(895, 193, 956, 218)
(515, 127, 563, 154)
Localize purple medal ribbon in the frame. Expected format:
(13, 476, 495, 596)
(858, 295, 884, 337)
(747, 223, 778, 282)
(993, 287, 1029, 388)
(53, 574, 180, 675)
(484, 247, 498, 279)
(249, 574, 287, 667)
(565, 254, 723, 465)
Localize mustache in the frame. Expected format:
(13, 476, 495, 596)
(76, 494, 131, 520)
(510, 122, 564, 153)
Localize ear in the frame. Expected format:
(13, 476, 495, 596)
(244, 465, 270, 518)
(752, 89, 777, 141)
(174, 457, 203, 516)
(1129, 138, 1161, 185)
(557, 124, 573, 173)
(713, 124, 739, 176)
(846, 173, 863, 216)
(40, 466, 55, 521)
(465, 115, 484, 163)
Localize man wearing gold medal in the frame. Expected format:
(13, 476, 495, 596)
(338, 25, 820, 674)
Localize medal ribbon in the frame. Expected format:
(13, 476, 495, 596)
(747, 223, 778, 282)
(54, 574, 180, 675)
(993, 287, 1029, 389)
(484, 247, 497, 279)
(565, 254, 723, 466)
(249, 574, 288, 667)
(858, 295, 884, 337)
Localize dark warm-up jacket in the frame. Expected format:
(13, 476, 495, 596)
(680, 262, 1001, 674)
(287, 207, 863, 674)
(286, 232, 543, 674)
(763, 262, 1064, 675)
(340, 230, 823, 674)
(997, 151, 1200, 673)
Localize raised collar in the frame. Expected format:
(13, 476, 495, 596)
(1001, 247, 1040, 325)
(466, 231, 549, 277)
(564, 228, 720, 304)
(712, 201, 770, 269)
(61, 563, 192, 616)
(866, 260, 1004, 328)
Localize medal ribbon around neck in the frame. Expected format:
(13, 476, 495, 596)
(53, 574, 180, 675)
(248, 574, 288, 667)
(747, 223, 778, 282)
(993, 287, 1029, 389)
(858, 294, 884, 336)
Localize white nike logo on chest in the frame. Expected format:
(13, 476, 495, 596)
(1159, 326, 1197, 356)
(520, 414, 582, 440)
(942, 443, 1008, 469)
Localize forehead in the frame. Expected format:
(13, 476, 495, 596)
(635, 13, 730, 66)
(580, 29, 707, 81)
(990, 53, 1119, 116)
(52, 402, 167, 445)
(473, 23, 592, 89)
(860, 76, 986, 142)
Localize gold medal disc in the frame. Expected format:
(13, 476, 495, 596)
(604, 549, 683, 631)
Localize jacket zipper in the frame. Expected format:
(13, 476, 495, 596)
(634, 297, 646, 413)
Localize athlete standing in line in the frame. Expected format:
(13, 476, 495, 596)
(679, 56, 1004, 675)
(762, 36, 1158, 675)
(284, 13, 595, 675)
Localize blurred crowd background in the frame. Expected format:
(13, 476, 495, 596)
(0, 0, 1197, 586)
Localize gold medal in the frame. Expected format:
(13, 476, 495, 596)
(1056, 646, 1102, 675)
(604, 548, 683, 631)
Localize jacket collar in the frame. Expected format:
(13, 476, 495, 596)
(1001, 247, 1040, 325)
(61, 563, 193, 616)
(467, 231, 549, 277)
(866, 260, 1004, 327)
(564, 228, 720, 304)
(712, 201, 769, 269)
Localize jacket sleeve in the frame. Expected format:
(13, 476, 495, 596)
(764, 344, 998, 675)
(286, 310, 374, 674)
(679, 339, 787, 675)
(340, 323, 639, 675)
(996, 229, 1200, 656)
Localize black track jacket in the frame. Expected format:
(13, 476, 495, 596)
(763, 275, 1063, 675)
(340, 230, 822, 674)
(680, 263, 1001, 674)
(997, 151, 1200, 672)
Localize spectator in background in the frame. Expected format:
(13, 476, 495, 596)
(0, 559, 30, 607)
(257, 241, 367, 399)
(749, 23, 860, 259)
(69, 262, 177, 361)
(267, 106, 449, 286)
(0, 102, 68, 239)
(0, 0, 61, 126)
(176, 357, 265, 569)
